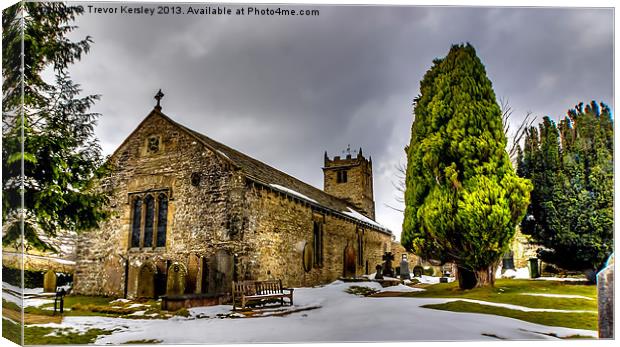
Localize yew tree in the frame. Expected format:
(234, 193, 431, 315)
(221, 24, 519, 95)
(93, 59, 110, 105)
(402, 43, 531, 289)
(518, 102, 613, 282)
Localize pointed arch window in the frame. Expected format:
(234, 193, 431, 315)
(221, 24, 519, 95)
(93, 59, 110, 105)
(313, 220, 324, 267)
(156, 193, 168, 247)
(143, 195, 155, 247)
(357, 230, 364, 266)
(129, 190, 170, 249)
(131, 198, 142, 248)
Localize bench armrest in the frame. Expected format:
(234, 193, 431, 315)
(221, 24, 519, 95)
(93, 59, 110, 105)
(282, 287, 294, 293)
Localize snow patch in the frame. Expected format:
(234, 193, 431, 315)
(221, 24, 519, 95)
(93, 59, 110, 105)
(342, 208, 386, 229)
(28, 279, 596, 344)
(379, 284, 425, 292)
(269, 184, 318, 203)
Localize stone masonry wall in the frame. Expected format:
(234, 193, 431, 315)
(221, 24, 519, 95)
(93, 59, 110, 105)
(74, 112, 246, 297)
(323, 155, 375, 220)
(74, 111, 393, 297)
(243, 185, 392, 288)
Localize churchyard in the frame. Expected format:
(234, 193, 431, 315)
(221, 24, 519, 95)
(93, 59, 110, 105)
(2, 272, 598, 344)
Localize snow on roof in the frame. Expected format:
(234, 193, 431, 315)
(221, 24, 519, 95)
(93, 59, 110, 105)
(269, 184, 319, 204)
(343, 207, 386, 229)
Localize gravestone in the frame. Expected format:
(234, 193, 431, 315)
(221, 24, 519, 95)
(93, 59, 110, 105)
(137, 263, 156, 298)
(208, 250, 233, 294)
(43, 270, 57, 293)
(374, 264, 384, 280)
(302, 243, 313, 273)
(187, 254, 200, 294)
(598, 254, 614, 339)
(166, 262, 187, 296)
(382, 252, 395, 278)
(399, 254, 411, 280)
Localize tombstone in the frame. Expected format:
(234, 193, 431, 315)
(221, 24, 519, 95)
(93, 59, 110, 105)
(166, 262, 187, 296)
(598, 254, 614, 339)
(137, 263, 156, 298)
(502, 251, 515, 271)
(208, 250, 234, 294)
(43, 270, 57, 293)
(399, 254, 411, 280)
(302, 243, 313, 273)
(374, 264, 384, 280)
(343, 244, 356, 278)
(381, 252, 395, 278)
(187, 254, 200, 294)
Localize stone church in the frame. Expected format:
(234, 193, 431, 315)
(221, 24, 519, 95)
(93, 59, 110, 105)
(73, 99, 394, 299)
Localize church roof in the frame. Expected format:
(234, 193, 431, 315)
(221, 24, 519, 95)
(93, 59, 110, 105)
(155, 110, 391, 235)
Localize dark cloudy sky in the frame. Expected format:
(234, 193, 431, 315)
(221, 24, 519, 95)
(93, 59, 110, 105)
(67, 2, 614, 239)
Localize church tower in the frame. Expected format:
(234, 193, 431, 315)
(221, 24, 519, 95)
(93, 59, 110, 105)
(323, 146, 375, 220)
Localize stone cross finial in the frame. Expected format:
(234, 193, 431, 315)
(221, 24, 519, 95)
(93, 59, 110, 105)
(154, 89, 164, 110)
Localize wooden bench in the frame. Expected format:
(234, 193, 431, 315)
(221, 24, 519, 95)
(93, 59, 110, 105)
(232, 280, 294, 310)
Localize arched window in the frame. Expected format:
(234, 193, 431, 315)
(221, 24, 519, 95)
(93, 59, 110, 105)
(156, 193, 168, 247)
(131, 198, 142, 248)
(357, 231, 364, 266)
(143, 195, 155, 248)
(313, 221, 323, 267)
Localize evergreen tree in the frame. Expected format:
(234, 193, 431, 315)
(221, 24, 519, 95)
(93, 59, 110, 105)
(518, 102, 613, 282)
(402, 44, 531, 289)
(2, 2, 109, 251)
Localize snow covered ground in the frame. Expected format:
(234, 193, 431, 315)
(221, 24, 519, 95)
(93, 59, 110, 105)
(30, 280, 596, 343)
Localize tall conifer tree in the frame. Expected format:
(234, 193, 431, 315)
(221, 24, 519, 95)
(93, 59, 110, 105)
(402, 44, 531, 288)
(518, 102, 613, 282)
(2, 2, 109, 251)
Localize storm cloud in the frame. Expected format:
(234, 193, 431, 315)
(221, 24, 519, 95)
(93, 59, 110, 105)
(67, 2, 614, 238)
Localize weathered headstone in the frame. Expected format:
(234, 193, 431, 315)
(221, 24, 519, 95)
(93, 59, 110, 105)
(187, 254, 200, 294)
(399, 254, 411, 280)
(166, 262, 187, 296)
(382, 252, 395, 278)
(43, 270, 57, 293)
(598, 254, 614, 339)
(137, 263, 156, 298)
(374, 264, 384, 280)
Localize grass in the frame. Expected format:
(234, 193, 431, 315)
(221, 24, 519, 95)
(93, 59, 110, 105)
(422, 300, 597, 331)
(23, 325, 114, 345)
(2, 318, 22, 345)
(405, 279, 596, 311)
(401, 279, 597, 331)
(22, 295, 166, 319)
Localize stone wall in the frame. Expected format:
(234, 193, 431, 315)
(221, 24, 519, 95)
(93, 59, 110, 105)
(74, 111, 393, 298)
(323, 153, 375, 220)
(74, 112, 244, 297)
(242, 184, 392, 288)
(597, 254, 614, 339)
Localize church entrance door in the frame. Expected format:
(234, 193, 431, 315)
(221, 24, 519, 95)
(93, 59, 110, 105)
(343, 244, 356, 278)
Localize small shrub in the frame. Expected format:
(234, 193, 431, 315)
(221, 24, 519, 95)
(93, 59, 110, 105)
(409, 278, 421, 285)
(412, 265, 424, 277)
(174, 308, 190, 317)
(345, 286, 379, 297)
(423, 267, 435, 276)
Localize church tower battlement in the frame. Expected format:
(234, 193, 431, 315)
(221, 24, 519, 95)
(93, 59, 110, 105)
(323, 146, 375, 220)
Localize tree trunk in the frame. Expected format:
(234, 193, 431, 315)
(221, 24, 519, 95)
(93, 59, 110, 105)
(457, 265, 496, 289)
(457, 266, 477, 289)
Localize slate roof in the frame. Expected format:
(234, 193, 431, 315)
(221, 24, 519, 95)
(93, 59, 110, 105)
(156, 110, 392, 235)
